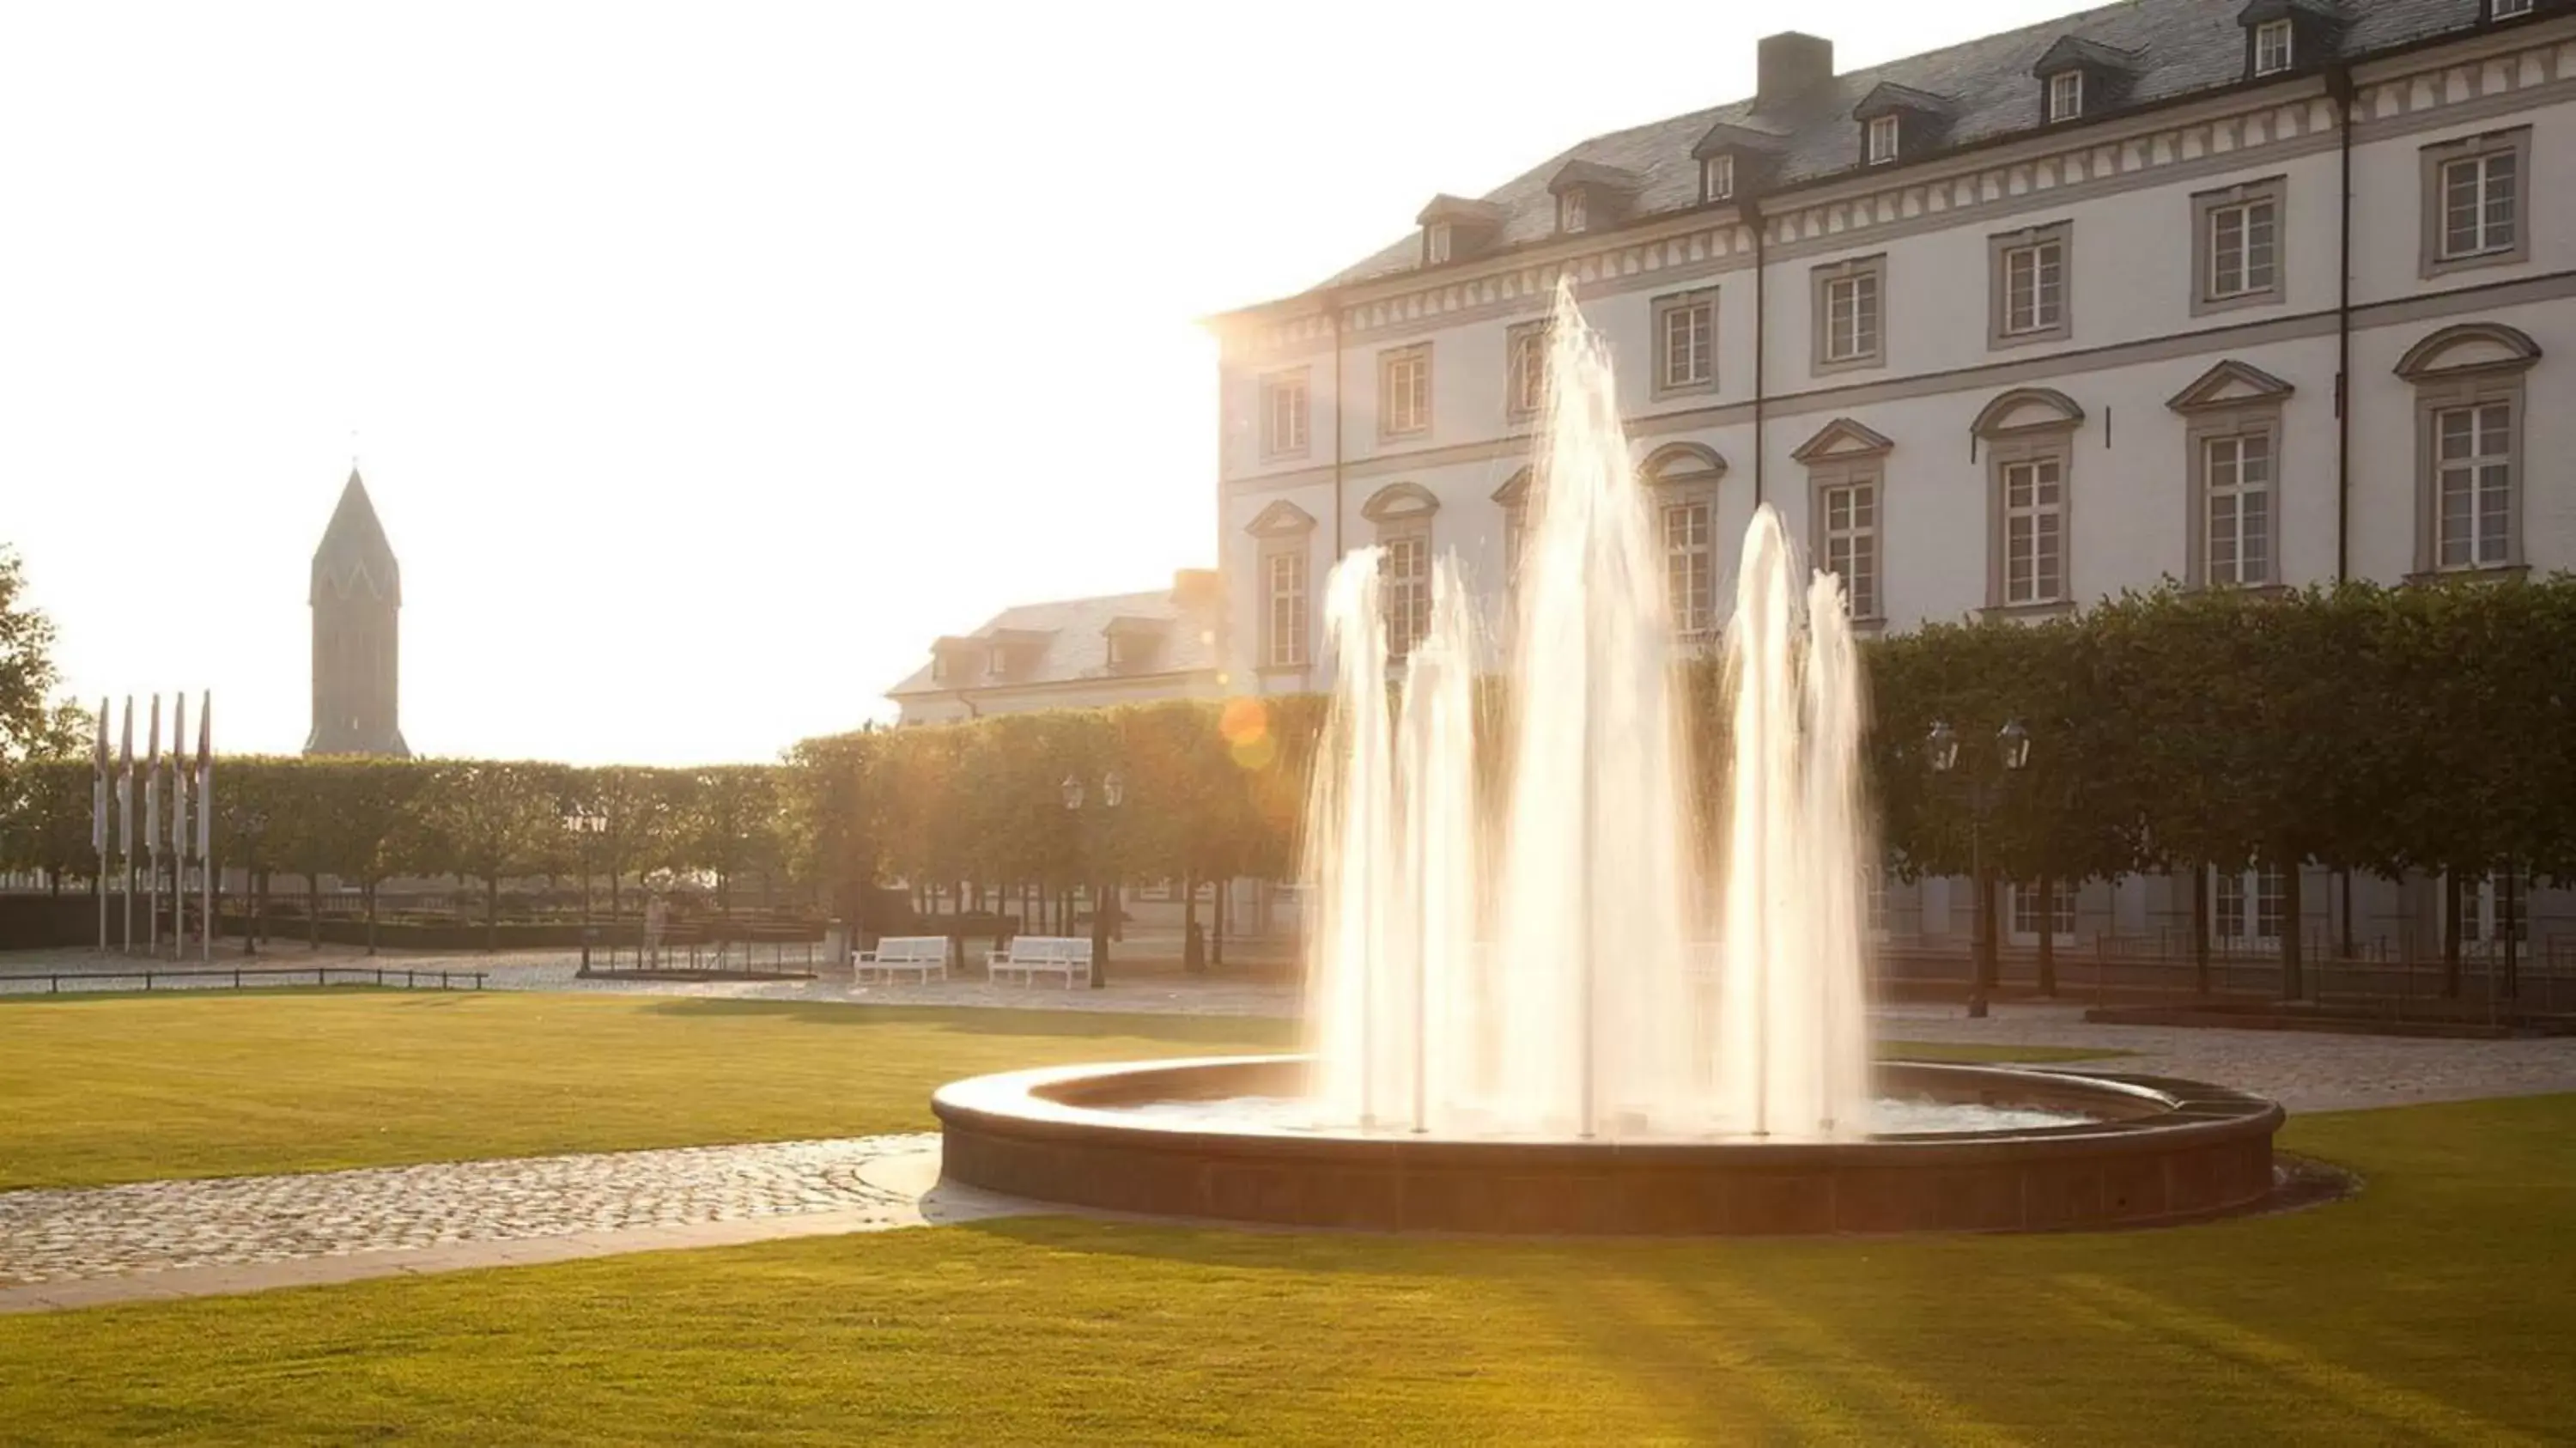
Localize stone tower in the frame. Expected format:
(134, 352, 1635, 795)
(305, 469, 411, 757)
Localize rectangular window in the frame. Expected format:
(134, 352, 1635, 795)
(1826, 273, 1879, 362)
(2001, 458, 2066, 605)
(2434, 402, 2513, 569)
(1265, 551, 1308, 668)
(1505, 321, 1550, 419)
(2254, 18, 2293, 76)
(1425, 223, 1453, 265)
(2010, 883, 2076, 943)
(1704, 153, 1735, 202)
(2002, 239, 2063, 336)
(2214, 866, 2285, 947)
(1662, 500, 1713, 635)
(1380, 346, 1431, 437)
(1656, 292, 1715, 392)
(2208, 199, 2277, 300)
(1821, 480, 1880, 621)
(2202, 434, 2273, 587)
(1259, 371, 1309, 458)
(1866, 115, 1899, 165)
(2495, 0, 2534, 16)
(1379, 535, 1431, 659)
(1503, 503, 1528, 601)
(1558, 190, 1587, 234)
(2441, 151, 2518, 259)
(2048, 70, 2083, 121)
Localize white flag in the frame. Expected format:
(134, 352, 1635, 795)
(171, 693, 190, 862)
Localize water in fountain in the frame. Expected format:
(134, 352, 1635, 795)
(1302, 282, 1874, 1141)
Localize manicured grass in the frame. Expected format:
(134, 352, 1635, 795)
(0, 991, 2109, 1189)
(0, 993, 1288, 1189)
(3, 1093, 2567, 1445)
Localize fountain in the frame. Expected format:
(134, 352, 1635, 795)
(934, 286, 2282, 1234)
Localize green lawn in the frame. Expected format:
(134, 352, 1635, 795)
(3, 1093, 2568, 1445)
(0, 991, 2108, 1189)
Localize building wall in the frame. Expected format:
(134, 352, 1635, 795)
(1212, 20, 2576, 956)
(895, 672, 1223, 727)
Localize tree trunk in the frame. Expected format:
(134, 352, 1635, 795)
(2190, 865, 2211, 997)
(1975, 867, 1997, 992)
(2500, 867, 2519, 1003)
(2442, 872, 2464, 999)
(308, 873, 322, 952)
(485, 874, 500, 954)
(1183, 873, 1203, 975)
(2279, 863, 2305, 1001)
(2035, 875, 2057, 996)
(365, 881, 379, 956)
(1212, 879, 1228, 970)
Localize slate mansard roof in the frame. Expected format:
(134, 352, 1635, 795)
(1310, 0, 2504, 295)
(885, 575, 1223, 701)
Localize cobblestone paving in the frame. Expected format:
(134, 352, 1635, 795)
(0, 1135, 933, 1287)
(1877, 1003, 2576, 1113)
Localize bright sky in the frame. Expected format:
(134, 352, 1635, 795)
(3, 1, 2082, 765)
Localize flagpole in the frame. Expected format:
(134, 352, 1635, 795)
(147, 696, 162, 954)
(198, 693, 214, 963)
(118, 697, 134, 955)
(170, 693, 188, 961)
(94, 697, 109, 955)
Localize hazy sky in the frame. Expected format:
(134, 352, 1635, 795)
(3, 1, 2082, 764)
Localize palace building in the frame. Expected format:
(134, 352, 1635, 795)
(1206, 0, 2573, 967)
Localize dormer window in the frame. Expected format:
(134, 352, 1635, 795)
(1425, 222, 1453, 265)
(1412, 195, 1506, 270)
(2494, 0, 2534, 17)
(2048, 70, 2082, 121)
(1704, 154, 1735, 202)
(2254, 17, 2293, 74)
(1559, 190, 1589, 234)
(987, 646, 1008, 678)
(1867, 115, 1900, 165)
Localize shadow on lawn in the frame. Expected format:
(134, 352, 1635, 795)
(634, 996, 1297, 1045)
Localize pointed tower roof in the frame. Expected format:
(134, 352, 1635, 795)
(312, 469, 401, 605)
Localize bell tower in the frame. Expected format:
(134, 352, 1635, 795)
(306, 468, 411, 757)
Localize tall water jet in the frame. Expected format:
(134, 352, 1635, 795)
(1299, 280, 1871, 1141)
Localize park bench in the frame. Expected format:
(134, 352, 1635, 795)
(854, 935, 951, 984)
(987, 935, 1092, 989)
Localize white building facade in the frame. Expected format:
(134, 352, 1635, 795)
(1208, 0, 2576, 975)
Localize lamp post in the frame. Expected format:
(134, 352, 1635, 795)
(1062, 769, 1126, 989)
(1928, 719, 2031, 1019)
(563, 804, 606, 973)
(240, 810, 269, 958)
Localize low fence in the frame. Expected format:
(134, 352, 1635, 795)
(0, 964, 488, 996)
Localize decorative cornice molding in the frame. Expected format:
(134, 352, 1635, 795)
(1358, 480, 1441, 521)
(1218, 32, 2576, 361)
(1792, 417, 1897, 463)
(1970, 386, 2087, 438)
(2167, 358, 2300, 411)
(2393, 319, 2543, 380)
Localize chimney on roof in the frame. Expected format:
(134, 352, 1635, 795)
(1172, 569, 1221, 611)
(1756, 32, 1835, 111)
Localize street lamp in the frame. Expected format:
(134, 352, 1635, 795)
(1928, 719, 2032, 1019)
(1063, 769, 1126, 989)
(562, 804, 607, 973)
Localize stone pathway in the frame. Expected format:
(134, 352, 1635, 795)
(0, 1135, 999, 1312)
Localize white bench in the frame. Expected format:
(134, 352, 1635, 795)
(854, 935, 950, 984)
(987, 935, 1092, 989)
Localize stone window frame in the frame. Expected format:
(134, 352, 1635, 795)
(1378, 343, 1432, 441)
(1492, 468, 1532, 610)
(1988, 220, 2073, 350)
(1807, 456, 1886, 626)
(2190, 175, 2287, 318)
(2420, 127, 2533, 280)
(1361, 483, 1441, 658)
(1811, 253, 1888, 377)
(1641, 444, 1728, 640)
(2396, 323, 2542, 580)
(1650, 288, 1720, 399)
(1866, 114, 1900, 166)
(1558, 189, 1589, 234)
(1971, 391, 2085, 615)
(2182, 405, 2287, 591)
(1243, 502, 1320, 674)
(1257, 366, 1310, 462)
(1504, 319, 1550, 423)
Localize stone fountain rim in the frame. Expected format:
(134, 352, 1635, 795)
(931, 1054, 2284, 1166)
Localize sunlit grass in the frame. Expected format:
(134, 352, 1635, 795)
(2, 1095, 2567, 1445)
(0, 991, 2111, 1189)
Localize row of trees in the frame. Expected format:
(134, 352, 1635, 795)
(8, 577, 2571, 989)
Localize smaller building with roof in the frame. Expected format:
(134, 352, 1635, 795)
(886, 570, 1225, 726)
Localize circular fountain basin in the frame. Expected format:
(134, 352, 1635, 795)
(933, 1056, 2284, 1236)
